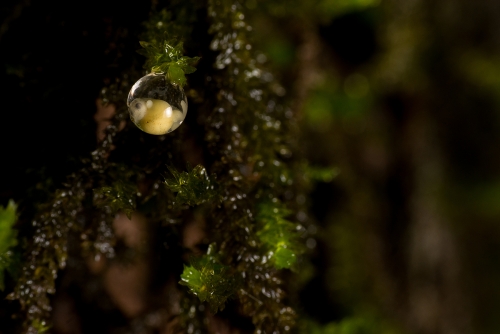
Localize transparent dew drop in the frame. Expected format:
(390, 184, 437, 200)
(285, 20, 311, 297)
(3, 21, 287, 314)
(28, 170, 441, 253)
(127, 73, 188, 135)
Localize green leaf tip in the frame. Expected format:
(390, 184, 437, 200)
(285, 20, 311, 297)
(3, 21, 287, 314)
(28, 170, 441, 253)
(256, 201, 304, 270)
(0, 200, 18, 291)
(180, 251, 238, 312)
(165, 165, 219, 206)
(138, 39, 200, 87)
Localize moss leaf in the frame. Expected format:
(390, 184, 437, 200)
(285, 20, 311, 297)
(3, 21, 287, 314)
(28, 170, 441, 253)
(256, 201, 303, 269)
(137, 39, 200, 87)
(180, 250, 239, 312)
(165, 165, 220, 206)
(93, 181, 136, 219)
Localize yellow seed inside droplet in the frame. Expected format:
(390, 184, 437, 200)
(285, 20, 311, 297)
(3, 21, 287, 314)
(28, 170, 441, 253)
(129, 98, 184, 135)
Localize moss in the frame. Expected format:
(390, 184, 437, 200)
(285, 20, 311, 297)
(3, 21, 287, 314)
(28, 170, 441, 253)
(137, 40, 200, 86)
(256, 200, 304, 269)
(5, 0, 306, 332)
(0, 200, 18, 291)
(180, 246, 239, 312)
(165, 165, 220, 206)
(94, 181, 137, 219)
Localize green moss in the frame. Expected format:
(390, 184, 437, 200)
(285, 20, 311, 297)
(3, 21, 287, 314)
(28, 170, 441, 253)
(165, 165, 220, 206)
(0, 200, 18, 291)
(30, 319, 50, 334)
(305, 165, 341, 183)
(137, 40, 200, 86)
(93, 181, 137, 219)
(6, 0, 305, 332)
(180, 246, 239, 312)
(256, 201, 303, 269)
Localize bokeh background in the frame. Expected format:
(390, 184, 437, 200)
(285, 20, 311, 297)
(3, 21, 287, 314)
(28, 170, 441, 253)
(1, 0, 500, 333)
